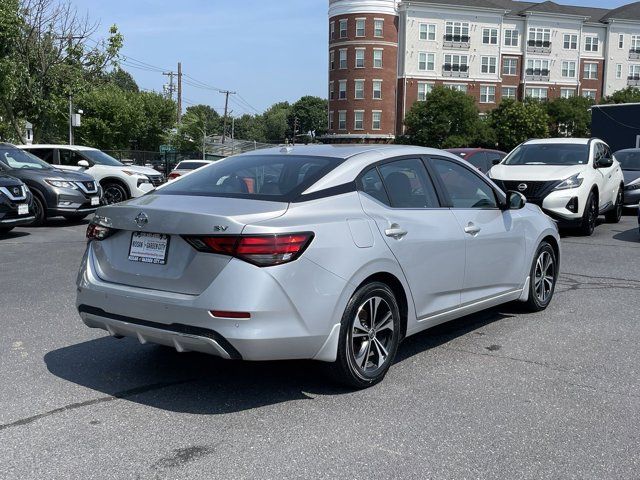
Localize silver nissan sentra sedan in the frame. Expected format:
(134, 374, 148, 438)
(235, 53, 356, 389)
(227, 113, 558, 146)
(76, 145, 560, 388)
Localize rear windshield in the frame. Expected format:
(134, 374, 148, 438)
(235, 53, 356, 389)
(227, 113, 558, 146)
(503, 144, 589, 166)
(157, 154, 341, 201)
(615, 151, 640, 171)
(176, 161, 208, 170)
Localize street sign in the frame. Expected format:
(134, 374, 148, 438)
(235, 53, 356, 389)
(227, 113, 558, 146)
(159, 145, 176, 153)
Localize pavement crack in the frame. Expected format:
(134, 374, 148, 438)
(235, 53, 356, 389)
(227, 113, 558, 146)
(557, 271, 640, 292)
(443, 346, 572, 375)
(0, 379, 197, 432)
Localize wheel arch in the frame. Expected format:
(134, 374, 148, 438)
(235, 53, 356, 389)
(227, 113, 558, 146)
(100, 177, 131, 197)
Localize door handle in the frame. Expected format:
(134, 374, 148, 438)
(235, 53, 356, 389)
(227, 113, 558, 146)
(385, 225, 408, 240)
(464, 223, 481, 236)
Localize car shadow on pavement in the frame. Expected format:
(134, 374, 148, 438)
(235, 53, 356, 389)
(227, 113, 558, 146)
(612, 226, 639, 243)
(0, 230, 30, 240)
(25, 217, 90, 228)
(43, 306, 514, 415)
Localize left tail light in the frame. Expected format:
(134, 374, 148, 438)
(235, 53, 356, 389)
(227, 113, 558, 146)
(168, 172, 181, 180)
(86, 223, 116, 241)
(183, 232, 314, 267)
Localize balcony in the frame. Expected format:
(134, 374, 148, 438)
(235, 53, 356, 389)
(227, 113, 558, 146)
(525, 68, 550, 82)
(443, 34, 470, 49)
(527, 40, 552, 54)
(629, 49, 640, 60)
(443, 64, 469, 78)
(628, 75, 640, 86)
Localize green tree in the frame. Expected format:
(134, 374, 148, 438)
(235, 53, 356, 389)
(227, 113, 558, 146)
(172, 104, 221, 153)
(105, 68, 139, 92)
(545, 96, 592, 137)
(262, 102, 291, 143)
(0, 0, 25, 141)
(233, 114, 266, 142)
(399, 87, 480, 148)
(288, 96, 328, 138)
(600, 86, 640, 104)
(489, 100, 549, 151)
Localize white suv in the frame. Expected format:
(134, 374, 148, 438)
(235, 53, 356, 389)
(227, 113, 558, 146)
(489, 138, 624, 235)
(18, 145, 164, 204)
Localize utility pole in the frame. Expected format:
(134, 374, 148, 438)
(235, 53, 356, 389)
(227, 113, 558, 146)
(68, 94, 74, 145)
(163, 71, 176, 100)
(176, 62, 183, 123)
(219, 90, 236, 144)
(292, 116, 300, 145)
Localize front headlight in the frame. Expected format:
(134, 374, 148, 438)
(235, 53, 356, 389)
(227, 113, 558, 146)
(45, 179, 78, 189)
(554, 173, 583, 191)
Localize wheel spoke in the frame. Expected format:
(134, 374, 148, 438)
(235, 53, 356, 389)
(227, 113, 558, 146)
(368, 297, 381, 329)
(375, 312, 393, 333)
(372, 338, 388, 368)
(353, 310, 369, 334)
(355, 340, 371, 369)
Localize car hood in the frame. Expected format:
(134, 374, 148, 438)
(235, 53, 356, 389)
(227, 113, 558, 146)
(623, 169, 640, 186)
(117, 165, 161, 176)
(489, 164, 585, 182)
(7, 167, 95, 182)
(0, 174, 24, 187)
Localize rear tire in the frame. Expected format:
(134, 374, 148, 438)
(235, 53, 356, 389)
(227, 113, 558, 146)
(523, 241, 558, 312)
(605, 188, 623, 224)
(330, 282, 401, 389)
(579, 192, 598, 236)
(29, 195, 46, 226)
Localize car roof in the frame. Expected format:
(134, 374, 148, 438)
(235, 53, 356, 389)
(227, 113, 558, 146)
(614, 148, 640, 153)
(524, 138, 593, 145)
(16, 144, 98, 151)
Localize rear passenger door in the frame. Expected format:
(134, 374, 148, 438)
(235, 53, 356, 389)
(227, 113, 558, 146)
(429, 157, 526, 304)
(358, 157, 466, 319)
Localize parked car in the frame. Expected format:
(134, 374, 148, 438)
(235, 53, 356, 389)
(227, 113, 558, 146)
(489, 138, 625, 236)
(0, 143, 101, 225)
(0, 174, 34, 234)
(77, 145, 560, 388)
(613, 148, 640, 208)
(17, 145, 165, 205)
(167, 160, 214, 181)
(446, 148, 507, 174)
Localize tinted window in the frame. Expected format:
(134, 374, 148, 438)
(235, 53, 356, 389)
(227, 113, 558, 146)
(81, 150, 123, 166)
(176, 161, 209, 170)
(503, 144, 589, 166)
(615, 150, 640, 171)
(360, 168, 390, 206)
(486, 151, 504, 167)
(157, 155, 340, 201)
(467, 152, 488, 172)
(0, 145, 52, 170)
(378, 158, 439, 208)
(27, 148, 54, 164)
(433, 158, 498, 209)
(59, 149, 85, 166)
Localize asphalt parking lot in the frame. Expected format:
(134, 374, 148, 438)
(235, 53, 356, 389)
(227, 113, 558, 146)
(1, 215, 639, 480)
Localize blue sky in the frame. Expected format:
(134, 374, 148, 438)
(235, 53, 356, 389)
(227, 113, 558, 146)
(78, 0, 629, 115)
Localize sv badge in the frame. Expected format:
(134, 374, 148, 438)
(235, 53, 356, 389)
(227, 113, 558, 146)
(213, 225, 229, 232)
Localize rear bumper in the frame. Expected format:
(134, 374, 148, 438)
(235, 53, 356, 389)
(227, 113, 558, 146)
(623, 189, 640, 207)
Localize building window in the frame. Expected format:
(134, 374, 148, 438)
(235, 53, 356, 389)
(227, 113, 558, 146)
(560, 88, 575, 98)
(504, 29, 519, 47)
(355, 19, 365, 37)
(503, 57, 518, 76)
(329, 81, 334, 100)
(529, 28, 551, 46)
(632, 35, 640, 52)
(619, 34, 625, 49)
(480, 85, 496, 103)
(419, 52, 435, 71)
(481, 56, 497, 74)
(443, 54, 468, 72)
(419, 24, 436, 41)
(585, 36, 599, 52)
(373, 49, 383, 68)
(338, 111, 346, 130)
(418, 82, 434, 101)
(525, 87, 548, 101)
(339, 49, 347, 69)
(355, 48, 365, 68)
(372, 80, 382, 99)
(502, 86, 516, 100)
(330, 22, 335, 40)
(482, 28, 498, 45)
(629, 64, 640, 79)
(563, 34, 578, 50)
(561, 61, 576, 78)
(445, 21, 470, 41)
(446, 83, 467, 93)
(374, 19, 384, 38)
(616, 64, 623, 79)
(526, 59, 550, 76)
(338, 80, 347, 99)
(329, 111, 334, 130)
(329, 51, 335, 70)
(372, 111, 382, 130)
(582, 90, 596, 100)
(584, 63, 598, 79)
(354, 111, 364, 130)
(354, 80, 365, 100)
(339, 19, 347, 38)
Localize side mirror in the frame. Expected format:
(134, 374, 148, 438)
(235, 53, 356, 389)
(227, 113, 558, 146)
(596, 157, 613, 169)
(506, 191, 526, 210)
(77, 160, 90, 168)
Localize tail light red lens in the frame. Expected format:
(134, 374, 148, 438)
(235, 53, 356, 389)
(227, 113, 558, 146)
(183, 233, 314, 267)
(86, 223, 116, 241)
(168, 172, 181, 180)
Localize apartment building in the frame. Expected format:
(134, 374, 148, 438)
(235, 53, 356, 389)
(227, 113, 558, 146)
(326, 0, 640, 142)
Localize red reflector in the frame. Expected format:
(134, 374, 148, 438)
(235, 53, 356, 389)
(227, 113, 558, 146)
(236, 234, 310, 255)
(209, 310, 251, 319)
(201, 236, 238, 254)
(168, 172, 181, 179)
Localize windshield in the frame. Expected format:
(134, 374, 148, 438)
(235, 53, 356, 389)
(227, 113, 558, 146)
(503, 144, 589, 166)
(0, 146, 53, 170)
(615, 151, 640, 171)
(176, 161, 208, 170)
(81, 150, 123, 166)
(157, 154, 341, 201)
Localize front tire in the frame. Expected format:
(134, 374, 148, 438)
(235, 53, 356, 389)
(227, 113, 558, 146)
(524, 241, 558, 312)
(29, 195, 46, 226)
(102, 183, 128, 205)
(331, 282, 401, 389)
(579, 191, 598, 236)
(605, 188, 623, 224)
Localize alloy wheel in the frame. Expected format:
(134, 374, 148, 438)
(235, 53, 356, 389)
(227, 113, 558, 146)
(349, 296, 395, 375)
(103, 185, 124, 205)
(587, 197, 598, 233)
(534, 250, 555, 304)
